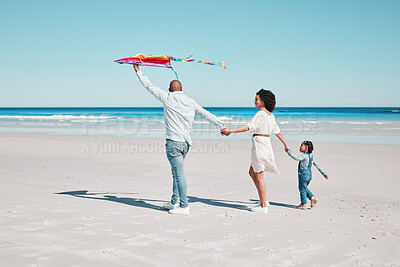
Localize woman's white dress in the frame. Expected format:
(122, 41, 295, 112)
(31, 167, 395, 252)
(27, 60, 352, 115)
(247, 110, 280, 174)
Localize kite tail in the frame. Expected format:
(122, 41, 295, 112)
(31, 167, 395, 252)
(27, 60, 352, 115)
(219, 61, 227, 69)
(169, 56, 227, 69)
(170, 65, 179, 80)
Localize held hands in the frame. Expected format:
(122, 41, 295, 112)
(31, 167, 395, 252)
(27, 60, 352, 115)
(133, 64, 140, 72)
(284, 146, 290, 152)
(221, 128, 231, 136)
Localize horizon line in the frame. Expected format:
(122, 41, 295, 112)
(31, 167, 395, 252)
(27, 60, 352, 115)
(0, 106, 399, 109)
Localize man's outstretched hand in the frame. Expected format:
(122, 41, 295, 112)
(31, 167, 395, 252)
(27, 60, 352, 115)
(221, 128, 231, 136)
(133, 64, 140, 72)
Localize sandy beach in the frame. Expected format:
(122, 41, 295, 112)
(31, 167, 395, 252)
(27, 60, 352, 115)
(1, 132, 399, 266)
(2, 0, 399, 265)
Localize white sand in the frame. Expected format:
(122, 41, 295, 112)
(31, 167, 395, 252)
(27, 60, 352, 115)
(1, 133, 399, 266)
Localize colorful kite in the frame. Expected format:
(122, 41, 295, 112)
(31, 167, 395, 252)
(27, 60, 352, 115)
(114, 54, 226, 79)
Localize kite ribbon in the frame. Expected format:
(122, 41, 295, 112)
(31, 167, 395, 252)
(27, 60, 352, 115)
(168, 56, 227, 70)
(170, 65, 179, 80)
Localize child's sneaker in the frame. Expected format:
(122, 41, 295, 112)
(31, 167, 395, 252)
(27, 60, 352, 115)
(168, 207, 190, 215)
(250, 206, 268, 213)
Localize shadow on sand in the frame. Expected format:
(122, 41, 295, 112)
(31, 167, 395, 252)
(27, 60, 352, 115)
(56, 190, 164, 211)
(187, 196, 251, 211)
(248, 198, 298, 209)
(56, 190, 282, 211)
(56, 191, 298, 211)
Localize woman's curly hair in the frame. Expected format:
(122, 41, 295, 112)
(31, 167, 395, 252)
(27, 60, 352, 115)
(257, 89, 276, 112)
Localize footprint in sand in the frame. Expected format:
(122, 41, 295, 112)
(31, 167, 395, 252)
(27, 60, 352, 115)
(50, 209, 72, 213)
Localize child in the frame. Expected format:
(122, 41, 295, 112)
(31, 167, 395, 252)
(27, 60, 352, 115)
(286, 141, 328, 210)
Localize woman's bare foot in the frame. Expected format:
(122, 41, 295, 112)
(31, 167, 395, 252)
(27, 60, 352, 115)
(311, 196, 318, 208)
(296, 204, 307, 210)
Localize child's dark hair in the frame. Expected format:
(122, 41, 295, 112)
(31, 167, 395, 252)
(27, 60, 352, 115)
(257, 89, 276, 112)
(303, 140, 314, 154)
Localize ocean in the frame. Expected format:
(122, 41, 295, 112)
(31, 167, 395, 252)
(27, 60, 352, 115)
(0, 107, 399, 144)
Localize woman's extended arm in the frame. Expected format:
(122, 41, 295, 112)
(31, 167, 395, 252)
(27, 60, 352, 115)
(276, 133, 289, 151)
(221, 125, 249, 136)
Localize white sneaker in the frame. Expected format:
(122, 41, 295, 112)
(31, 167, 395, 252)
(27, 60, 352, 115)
(250, 206, 268, 213)
(168, 207, 190, 215)
(254, 200, 271, 207)
(163, 202, 179, 210)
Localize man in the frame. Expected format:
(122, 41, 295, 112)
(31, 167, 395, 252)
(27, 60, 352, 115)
(133, 65, 226, 215)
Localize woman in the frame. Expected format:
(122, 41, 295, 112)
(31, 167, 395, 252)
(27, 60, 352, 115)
(221, 89, 289, 213)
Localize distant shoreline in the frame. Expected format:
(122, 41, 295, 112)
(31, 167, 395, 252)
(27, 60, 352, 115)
(1, 106, 400, 109)
(1, 107, 399, 145)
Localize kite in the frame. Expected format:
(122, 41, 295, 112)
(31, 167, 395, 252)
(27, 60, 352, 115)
(114, 54, 226, 79)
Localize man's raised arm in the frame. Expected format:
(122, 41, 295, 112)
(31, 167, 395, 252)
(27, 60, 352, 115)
(194, 102, 226, 130)
(133, 65, 168, 103)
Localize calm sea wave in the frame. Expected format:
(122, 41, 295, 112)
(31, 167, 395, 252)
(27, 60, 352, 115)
(0, 107, 399, 144)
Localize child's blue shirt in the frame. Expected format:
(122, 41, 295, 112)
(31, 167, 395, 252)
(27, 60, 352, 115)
(287, 150, 327, 176)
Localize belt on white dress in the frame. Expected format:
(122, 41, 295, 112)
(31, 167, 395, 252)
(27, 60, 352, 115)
(253, 134, 270, 137)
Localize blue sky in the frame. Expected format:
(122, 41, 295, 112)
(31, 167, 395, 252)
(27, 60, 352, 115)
(0, 0, 399, 107)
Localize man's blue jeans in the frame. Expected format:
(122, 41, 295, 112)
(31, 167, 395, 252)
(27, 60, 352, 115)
(166, 139, 190, 208)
